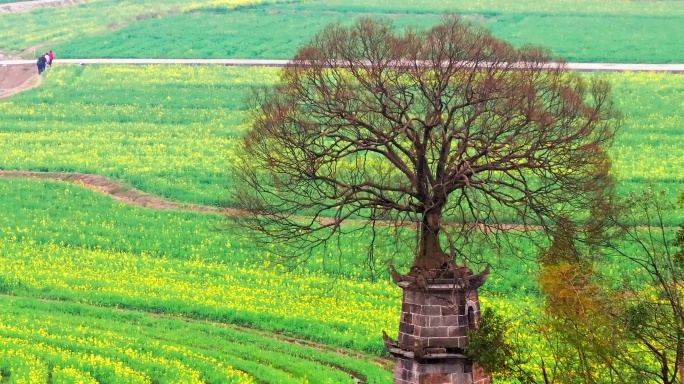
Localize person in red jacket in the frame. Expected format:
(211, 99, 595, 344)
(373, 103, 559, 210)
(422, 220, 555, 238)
(47, 51, 54, 66)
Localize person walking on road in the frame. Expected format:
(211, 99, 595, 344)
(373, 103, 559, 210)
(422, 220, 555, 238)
(47, 51, 54, 66)
(36, 54, 46, 74)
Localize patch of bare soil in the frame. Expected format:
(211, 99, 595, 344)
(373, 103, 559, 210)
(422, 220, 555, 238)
(0, 0, 89, 14)
(0, 64, 41, 100)
(0, 170, 246, 216)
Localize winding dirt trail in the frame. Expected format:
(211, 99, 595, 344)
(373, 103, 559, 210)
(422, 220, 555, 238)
(0, 170, 543, 232)
(0, 66, 235, 215)
(0, 170, 246, 215)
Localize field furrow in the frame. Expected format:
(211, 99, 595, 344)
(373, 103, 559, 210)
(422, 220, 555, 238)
(0, 295, 392, 383)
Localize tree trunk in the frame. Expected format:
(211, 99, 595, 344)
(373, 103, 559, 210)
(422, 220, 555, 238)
(414, 211, 451, 271)
(677, 336, 684, 384)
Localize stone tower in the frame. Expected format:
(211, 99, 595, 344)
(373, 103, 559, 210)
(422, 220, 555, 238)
(384, 265, 491, 384)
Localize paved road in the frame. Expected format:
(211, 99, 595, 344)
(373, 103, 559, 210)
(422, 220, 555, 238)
(2, 59, 684, 72)
(0, 0, 87, 14)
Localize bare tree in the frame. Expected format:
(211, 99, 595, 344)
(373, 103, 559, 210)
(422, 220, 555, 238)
(233, 16, 620, 276)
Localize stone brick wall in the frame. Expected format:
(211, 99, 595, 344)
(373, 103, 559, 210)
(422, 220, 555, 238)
(393, 356, 474, 384)
(397, 285, 470, 354)
(388, 266, 492, 384)
(473, 365, 492, 384)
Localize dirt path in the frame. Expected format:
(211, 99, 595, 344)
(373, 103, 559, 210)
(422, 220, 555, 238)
(0, 0, 88, 14)
(0, 170, 537, 232)
(0, 170, 247, 215)
(0, 63, 41, 100)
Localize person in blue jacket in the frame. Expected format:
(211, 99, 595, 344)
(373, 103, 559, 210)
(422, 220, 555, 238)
(36, 55, 47, 74)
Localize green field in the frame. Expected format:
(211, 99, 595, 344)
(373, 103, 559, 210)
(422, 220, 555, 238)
(0, 295, 392, 383)
(0, 63, 683, 381)
(0, 65, 270, 206)
(0, 176, 544, 381)
(1, 0, 683, 381)
(0, 175, 660, 381)
(54, 2, 684, 63)
(0, 0, 273, 53)
(1, 66, 682, 209)
(1, 0, 684, 62)
(0, 174, 669, 381)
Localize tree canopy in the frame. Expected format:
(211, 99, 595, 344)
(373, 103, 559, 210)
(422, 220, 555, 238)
(233, 16, 621, 274)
